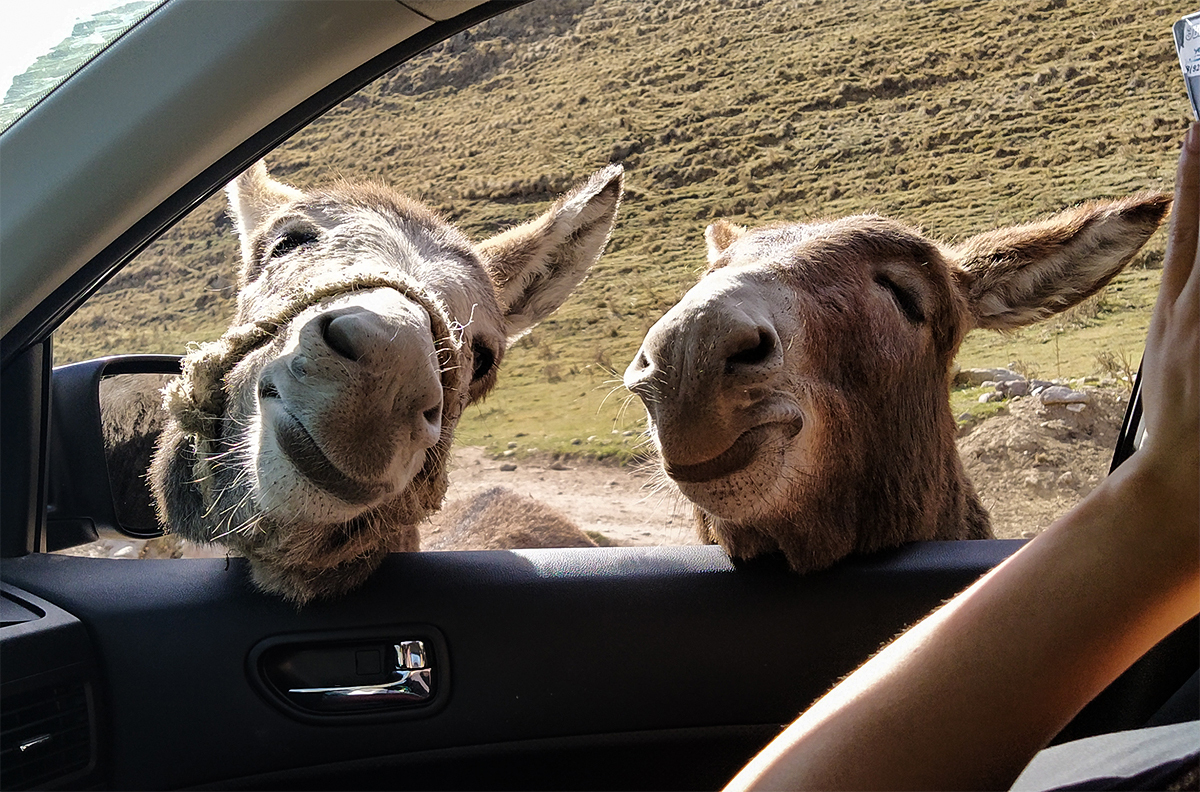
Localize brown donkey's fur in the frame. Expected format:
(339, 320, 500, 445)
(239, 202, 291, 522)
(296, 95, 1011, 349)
(422, 487, 596, 551)
(150, 162, 622, 603)
(625, 194, 1169, 573)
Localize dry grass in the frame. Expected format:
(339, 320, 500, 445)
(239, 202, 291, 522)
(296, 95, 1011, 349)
(54, 0, 1189, 459)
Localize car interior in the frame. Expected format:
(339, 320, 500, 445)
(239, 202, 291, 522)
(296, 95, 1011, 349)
(1, 1, 1196, 790)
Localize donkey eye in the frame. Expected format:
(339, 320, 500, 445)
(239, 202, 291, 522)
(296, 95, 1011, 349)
(471, 340, 497, 382)
(875, 274, 925, 324)
(269, 228, 319, 258)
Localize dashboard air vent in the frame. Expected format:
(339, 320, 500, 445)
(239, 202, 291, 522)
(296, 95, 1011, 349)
(0, 682, 93, 790)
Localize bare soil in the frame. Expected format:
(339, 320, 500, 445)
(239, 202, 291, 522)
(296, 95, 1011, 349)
(437, 447, 701, 547)
(958, 387, 1128, 540)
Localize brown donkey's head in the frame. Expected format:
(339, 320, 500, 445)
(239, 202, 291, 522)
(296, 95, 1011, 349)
(625, 193, 1168, 572)
(151, 162, 622, 602)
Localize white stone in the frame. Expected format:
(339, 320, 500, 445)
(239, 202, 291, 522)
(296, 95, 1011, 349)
(1039, 385, 1089, 405)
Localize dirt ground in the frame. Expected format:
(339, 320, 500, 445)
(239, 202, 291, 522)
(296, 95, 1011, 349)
(434, 447, 702, 547)
(958, 387, 1128, 540)
(63, 385, 1127, 559)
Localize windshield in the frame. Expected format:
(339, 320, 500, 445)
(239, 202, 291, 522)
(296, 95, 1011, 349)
(0, 0, 161, 131)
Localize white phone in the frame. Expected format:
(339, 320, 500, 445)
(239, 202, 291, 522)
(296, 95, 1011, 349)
(1174, 13, 1200, 120)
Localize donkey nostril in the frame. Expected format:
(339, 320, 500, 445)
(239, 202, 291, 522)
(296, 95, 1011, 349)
(323, 314, 368, 361)
(423, 404, 441, 425)
(727, 329, 776, 367)
(258, 379, 280, 400)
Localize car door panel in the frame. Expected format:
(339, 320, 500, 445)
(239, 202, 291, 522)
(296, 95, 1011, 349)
(4, 531, 1196, 790)
(11, 539, 1191, 791)
(1, 542, 1020, 788)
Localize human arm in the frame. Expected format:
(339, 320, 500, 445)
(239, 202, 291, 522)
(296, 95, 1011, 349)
(726, 125, 1200, 792)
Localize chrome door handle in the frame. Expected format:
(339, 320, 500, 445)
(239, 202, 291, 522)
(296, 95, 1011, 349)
(287, 667, 432, 712)
(258, 638, 437, 716)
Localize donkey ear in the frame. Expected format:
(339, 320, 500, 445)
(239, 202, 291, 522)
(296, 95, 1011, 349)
(476, 164, 623, 340)
(226, 161, 305, 267)
(949, 193, 1170, 331)
(705, 219, 746, 264)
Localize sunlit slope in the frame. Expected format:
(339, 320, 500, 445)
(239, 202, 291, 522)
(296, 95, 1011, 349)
(56, 0, 1189, 457)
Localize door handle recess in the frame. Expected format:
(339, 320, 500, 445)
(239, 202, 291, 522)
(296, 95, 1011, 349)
(256, 637, 438, 717)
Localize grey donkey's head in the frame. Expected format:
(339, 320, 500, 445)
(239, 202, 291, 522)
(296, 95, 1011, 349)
(151, 162, 623, 603)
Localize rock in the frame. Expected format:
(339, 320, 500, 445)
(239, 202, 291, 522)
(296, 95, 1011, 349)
(550, 462, 571, 471)
(997, 378, 1029, 397)
(586, 435, 599, 442)
(570, 438, 582, 445)
(499, 463, 518, 472)
(979, 391, 1004, 403)
(1056, 471, 1078, 488)
(1023, 471, 1053, 490)
(1066, 403, 1087, 413)
(623, 430, 635, 436)
(958, 367, 1023, 386)
(502, 449, 516, 457)
(1040, 385, 1089, 405)
(507, 441, 518, 449)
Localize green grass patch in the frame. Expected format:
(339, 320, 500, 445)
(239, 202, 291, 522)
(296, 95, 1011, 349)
(454, 361, 650, 462)
(951, 386, 1010, 427)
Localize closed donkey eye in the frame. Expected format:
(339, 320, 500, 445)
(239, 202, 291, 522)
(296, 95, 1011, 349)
(269, 228, 319, 259)
(874, 273, 925, 324)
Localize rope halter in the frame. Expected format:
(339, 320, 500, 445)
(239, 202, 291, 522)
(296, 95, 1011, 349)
(161, 267, 466, 509)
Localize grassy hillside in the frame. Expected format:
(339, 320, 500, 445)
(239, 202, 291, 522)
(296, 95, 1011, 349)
(55, 0, 1191, 459)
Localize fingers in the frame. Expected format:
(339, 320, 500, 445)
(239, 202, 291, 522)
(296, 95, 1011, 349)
(1161, 123, 1200, 303)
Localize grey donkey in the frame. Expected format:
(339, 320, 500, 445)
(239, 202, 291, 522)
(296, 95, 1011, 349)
(150, 161, 623, 603)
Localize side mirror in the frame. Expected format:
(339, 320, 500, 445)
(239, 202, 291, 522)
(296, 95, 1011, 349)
(48, 355, 180, 550)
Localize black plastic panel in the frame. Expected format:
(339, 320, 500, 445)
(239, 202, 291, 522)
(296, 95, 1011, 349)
(3, 542, 1017, 789)
(2, 542, 1191, 790)
(0, 583, 104, 790)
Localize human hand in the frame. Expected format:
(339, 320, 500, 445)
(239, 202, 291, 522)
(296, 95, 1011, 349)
(1137, 124, 1200, 494)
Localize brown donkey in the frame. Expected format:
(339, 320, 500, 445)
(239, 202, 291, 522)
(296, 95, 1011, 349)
(151, 162, 622, 603)
(624, 194, 1169, 573)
